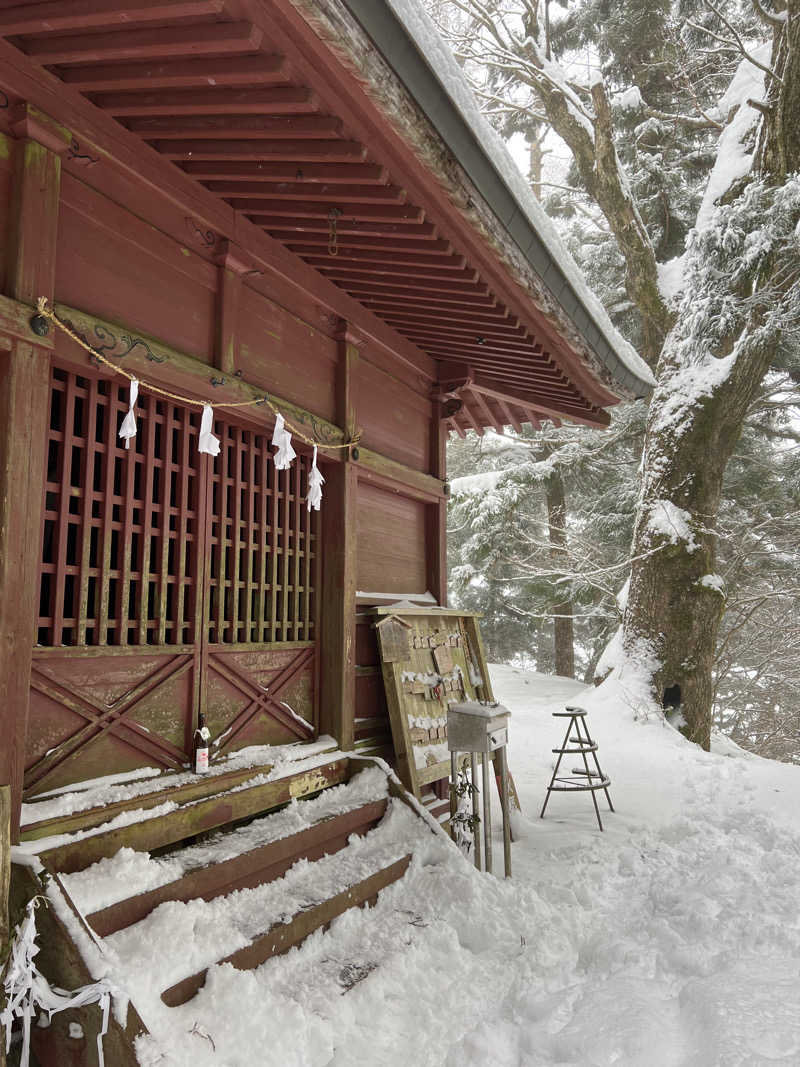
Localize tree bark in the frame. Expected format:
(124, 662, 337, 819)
(621, 4, 800, 748)
(514, 47, 673, 363)
(544, 466, 575, 678)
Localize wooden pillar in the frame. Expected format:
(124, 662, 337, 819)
(426, 400, 448, 606)
(0, 104, 66, 840)
(214, 240, 252, 377)
(319, 325, 359, 750)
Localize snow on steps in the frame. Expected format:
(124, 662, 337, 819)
(20, 752, 351, 876)
(11, 760, 442, 1067)
(19, 736, 341, 842)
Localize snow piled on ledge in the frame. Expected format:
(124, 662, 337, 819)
(383, 0, 655, 390)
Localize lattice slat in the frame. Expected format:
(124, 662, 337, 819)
(38, 367, 316, 649)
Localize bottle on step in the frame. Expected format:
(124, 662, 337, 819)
(194, 712, 211, 774)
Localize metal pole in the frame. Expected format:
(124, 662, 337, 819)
(449, 751, 458, 838)
(470, 752, 481, 871)
(500, 745, 511, 878)
(482, 752, 492, 874)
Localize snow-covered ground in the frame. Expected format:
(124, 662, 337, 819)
(45, 666, 800, 1066)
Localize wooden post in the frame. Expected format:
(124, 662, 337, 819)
(6, 104, 70, 305)
(0, 104, 66, 840)
(214, 240, 251, 377)
(319, 324, 359, 750)
(427, 400, 448, 606)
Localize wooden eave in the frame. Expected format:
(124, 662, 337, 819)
(0, 0, 640, 434)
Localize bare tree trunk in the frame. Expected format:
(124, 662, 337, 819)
(536, 619, 555, 674)
(528, 153, 574, 678)
(544, 466, 575, 678)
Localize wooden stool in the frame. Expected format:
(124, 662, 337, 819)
(540, 705, 614, 831)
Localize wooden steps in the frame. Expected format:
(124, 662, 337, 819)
(86, 797, 388, 936)
(34, 756, 350, 875)
(12, 759, 436, 1065)
(161, 854, 412, 1007)
(20, 738, 340, 842)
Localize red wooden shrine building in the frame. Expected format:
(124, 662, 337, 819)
(0, 0, 653, 847)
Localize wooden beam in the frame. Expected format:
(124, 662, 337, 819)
(427, 400, 447, 606)
(319, 328, 359, 749)
(0, 340, 51, 842)
(398, 329, 542, 357)
(5, 108, 70, 304)
(181, 161, 388, 182)
(255, 217, 437, 238)
(240, 200, 424, 222)
(460, 399, 485, 437)
(128, 114, 344, 139)
(0, 42, 437, 383)
(0, 116, 66, 841)
(471, 376, 607, 422)
(60, 53, 289, 90)
(321, 273, 489, 297)
(469, 387, 499, 432)
(0, 0, 228, 35)
(0, 293, 54, 349)
(497, 397, 523, 434)
(312, 261, 478, 284)
(51, 300, 346, 443)
(283, 233, 454, 254)
(93, 86, 319, 116)
(289, 246, 464, 268)
(214, 240, 251, 376)
(344, 283, 495, 307)
(158, 138, 368, 161)
(21, 22, 264, 65)
(380, 309, 525, 334)
(355, 289, 503, 313)
(355, 448, 444, 502)
(208, 182, 407, 203)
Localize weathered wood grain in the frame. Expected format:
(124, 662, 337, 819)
(160, 853, 411, 1007)
(87, 797, 388, 936)
(38, 757, 350, 874)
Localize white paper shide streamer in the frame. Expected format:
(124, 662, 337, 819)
(198, 403, 221, 456)
(117, 378, 139, 450)
(307, 445, 324, 512)
(271, 412, 296, 470)
(2, 899, 115, 1067)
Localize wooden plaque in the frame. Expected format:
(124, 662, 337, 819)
(369, 607, 494, 799)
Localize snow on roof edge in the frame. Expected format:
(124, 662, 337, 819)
(342, 0, 656, 396)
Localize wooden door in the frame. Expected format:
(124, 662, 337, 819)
(26, 364, 317, 798)
(199, 413, 317, 759)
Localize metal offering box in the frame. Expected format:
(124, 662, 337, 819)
(447, 701, 510, 754)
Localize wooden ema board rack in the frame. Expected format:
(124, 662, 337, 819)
(370, 607, 494, 798)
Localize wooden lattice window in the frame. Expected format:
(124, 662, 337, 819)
(207, 417, 317, 644)
(37, 366, 316, 648)
(38, 367, 201, 647)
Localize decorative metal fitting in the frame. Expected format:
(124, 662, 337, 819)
(210, 376, 226, 387)
(350, 446, 360, 461)
(30, 314, 50, 337)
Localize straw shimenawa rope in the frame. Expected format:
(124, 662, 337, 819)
(36, 297, 359, 451)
